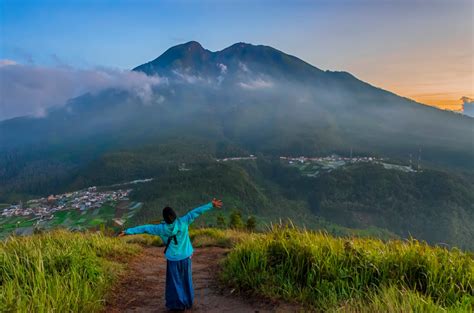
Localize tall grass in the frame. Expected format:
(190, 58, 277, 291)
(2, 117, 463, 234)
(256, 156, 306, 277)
(122, 228, 251, 248)
(222, 226, 474, 311)
(0, 230, 141, 312)
(189, 228, 250, 248)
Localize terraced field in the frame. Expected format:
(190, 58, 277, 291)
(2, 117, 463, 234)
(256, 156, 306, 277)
(0, 201, 142, 238)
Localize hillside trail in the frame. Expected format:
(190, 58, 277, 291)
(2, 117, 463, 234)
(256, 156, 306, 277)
(106, 247, 305, 313)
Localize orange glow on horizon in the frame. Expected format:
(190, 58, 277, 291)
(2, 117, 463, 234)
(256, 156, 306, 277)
(410, 95, 469, 111)
(345, 41, 473, 114)
(372, 79, 473, 112)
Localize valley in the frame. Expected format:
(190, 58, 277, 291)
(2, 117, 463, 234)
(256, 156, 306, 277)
(1, 145, 473, 250)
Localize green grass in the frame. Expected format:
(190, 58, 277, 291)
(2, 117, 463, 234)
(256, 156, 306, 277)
(189, 228, 250, 248)
(340, 285, 472, 313)
(53, 205, 115, 228)
(222, 226, 474, 312)
(120, 228, 250, 249)
(0, 230, 141, 312)
(3, 225, 472, 312)
(121, 233, 164, 247)
(0, 216, 36, 230)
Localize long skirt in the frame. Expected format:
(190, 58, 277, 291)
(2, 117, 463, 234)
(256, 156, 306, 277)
(165, 257, 194, 310)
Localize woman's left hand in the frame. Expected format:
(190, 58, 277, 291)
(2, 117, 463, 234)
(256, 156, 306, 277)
(212, 198, 223, 208)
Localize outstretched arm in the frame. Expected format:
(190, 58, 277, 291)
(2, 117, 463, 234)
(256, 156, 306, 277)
(181, 198, 223, 225)
(120, 224, 164, 236)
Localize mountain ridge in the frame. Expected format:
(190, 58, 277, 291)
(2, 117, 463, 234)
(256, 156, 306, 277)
(131, 41, 453, 112)
(0, 40, 472, 175)
(132, 41, 325, 82)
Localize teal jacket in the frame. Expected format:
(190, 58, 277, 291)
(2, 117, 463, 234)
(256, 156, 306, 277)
(124, 202, 214, 261)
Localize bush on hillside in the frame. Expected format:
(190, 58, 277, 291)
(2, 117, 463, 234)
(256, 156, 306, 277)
(246, 215, 257, 231)
(229, 210, 244, 229)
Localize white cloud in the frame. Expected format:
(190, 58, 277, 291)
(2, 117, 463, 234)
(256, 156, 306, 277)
(217, 63, 227, 74)
(461, 96, 474, 117)
(461, 96, 473, 103)
(217, 63, 228, 85)
(0, 63, 166, 120)
(239, 62, 249, 72)
(0, 59, 17, 67)
(171, 69, 208, 84)
(238, 78, 273, 90)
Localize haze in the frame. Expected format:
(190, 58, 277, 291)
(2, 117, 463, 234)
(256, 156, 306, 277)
(0, 0, 472, 115)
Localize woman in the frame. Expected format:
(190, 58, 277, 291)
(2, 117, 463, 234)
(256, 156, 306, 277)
(119, 198, 223, 311)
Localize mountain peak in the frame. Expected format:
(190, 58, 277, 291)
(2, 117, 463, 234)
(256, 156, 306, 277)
(133, 41, 323, 79)
(158, 40, 208, 58)
(178, 40, 204, 51)
(132, 40, 210, 74)
(220, 42, 273, 55)
(223, 42, 253, 50)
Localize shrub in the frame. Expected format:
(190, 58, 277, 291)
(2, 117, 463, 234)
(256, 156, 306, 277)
(216, 213, 226, 229)
(246, 215, 257, 231)
(229, 210, 244, 229)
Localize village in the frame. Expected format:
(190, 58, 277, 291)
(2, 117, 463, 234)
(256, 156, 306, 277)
(1, 154, 416, 219)
(216, 155, 257, 162)
(280, 154, 417, 176)
(1, 187, 131, 218)
(217, 154, 416, 175)
(280, 155, 379, 164)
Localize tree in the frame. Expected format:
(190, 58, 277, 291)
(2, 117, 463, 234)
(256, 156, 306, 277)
(216, 213, 226, 229)
(246, 215, 257, 232)
(229, 210, 244, 229)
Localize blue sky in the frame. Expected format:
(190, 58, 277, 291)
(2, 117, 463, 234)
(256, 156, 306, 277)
(0, 0, 473, 109)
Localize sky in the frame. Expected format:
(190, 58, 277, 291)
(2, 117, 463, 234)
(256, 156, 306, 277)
(0, 0, 473, 112)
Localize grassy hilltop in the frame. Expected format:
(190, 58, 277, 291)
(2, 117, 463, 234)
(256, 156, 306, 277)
(1, 227, 473, 312)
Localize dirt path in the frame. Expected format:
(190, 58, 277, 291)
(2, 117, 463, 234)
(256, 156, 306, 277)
(106, 247, 304, 313)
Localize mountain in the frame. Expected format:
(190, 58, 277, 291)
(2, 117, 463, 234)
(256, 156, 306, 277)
(0, 36, 473, 249)
(0, 41, 473, 220)
(1, 41, 472, 171)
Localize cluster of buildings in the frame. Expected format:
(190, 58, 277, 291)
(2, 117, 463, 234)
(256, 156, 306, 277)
(1, 187, 131, 218)
(216, 155, 257, 162)
(280, 155, 380, 164)
(280, 154, 416, 174)
(215, 154, 417, 175)
(216, 154, 380, 164)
